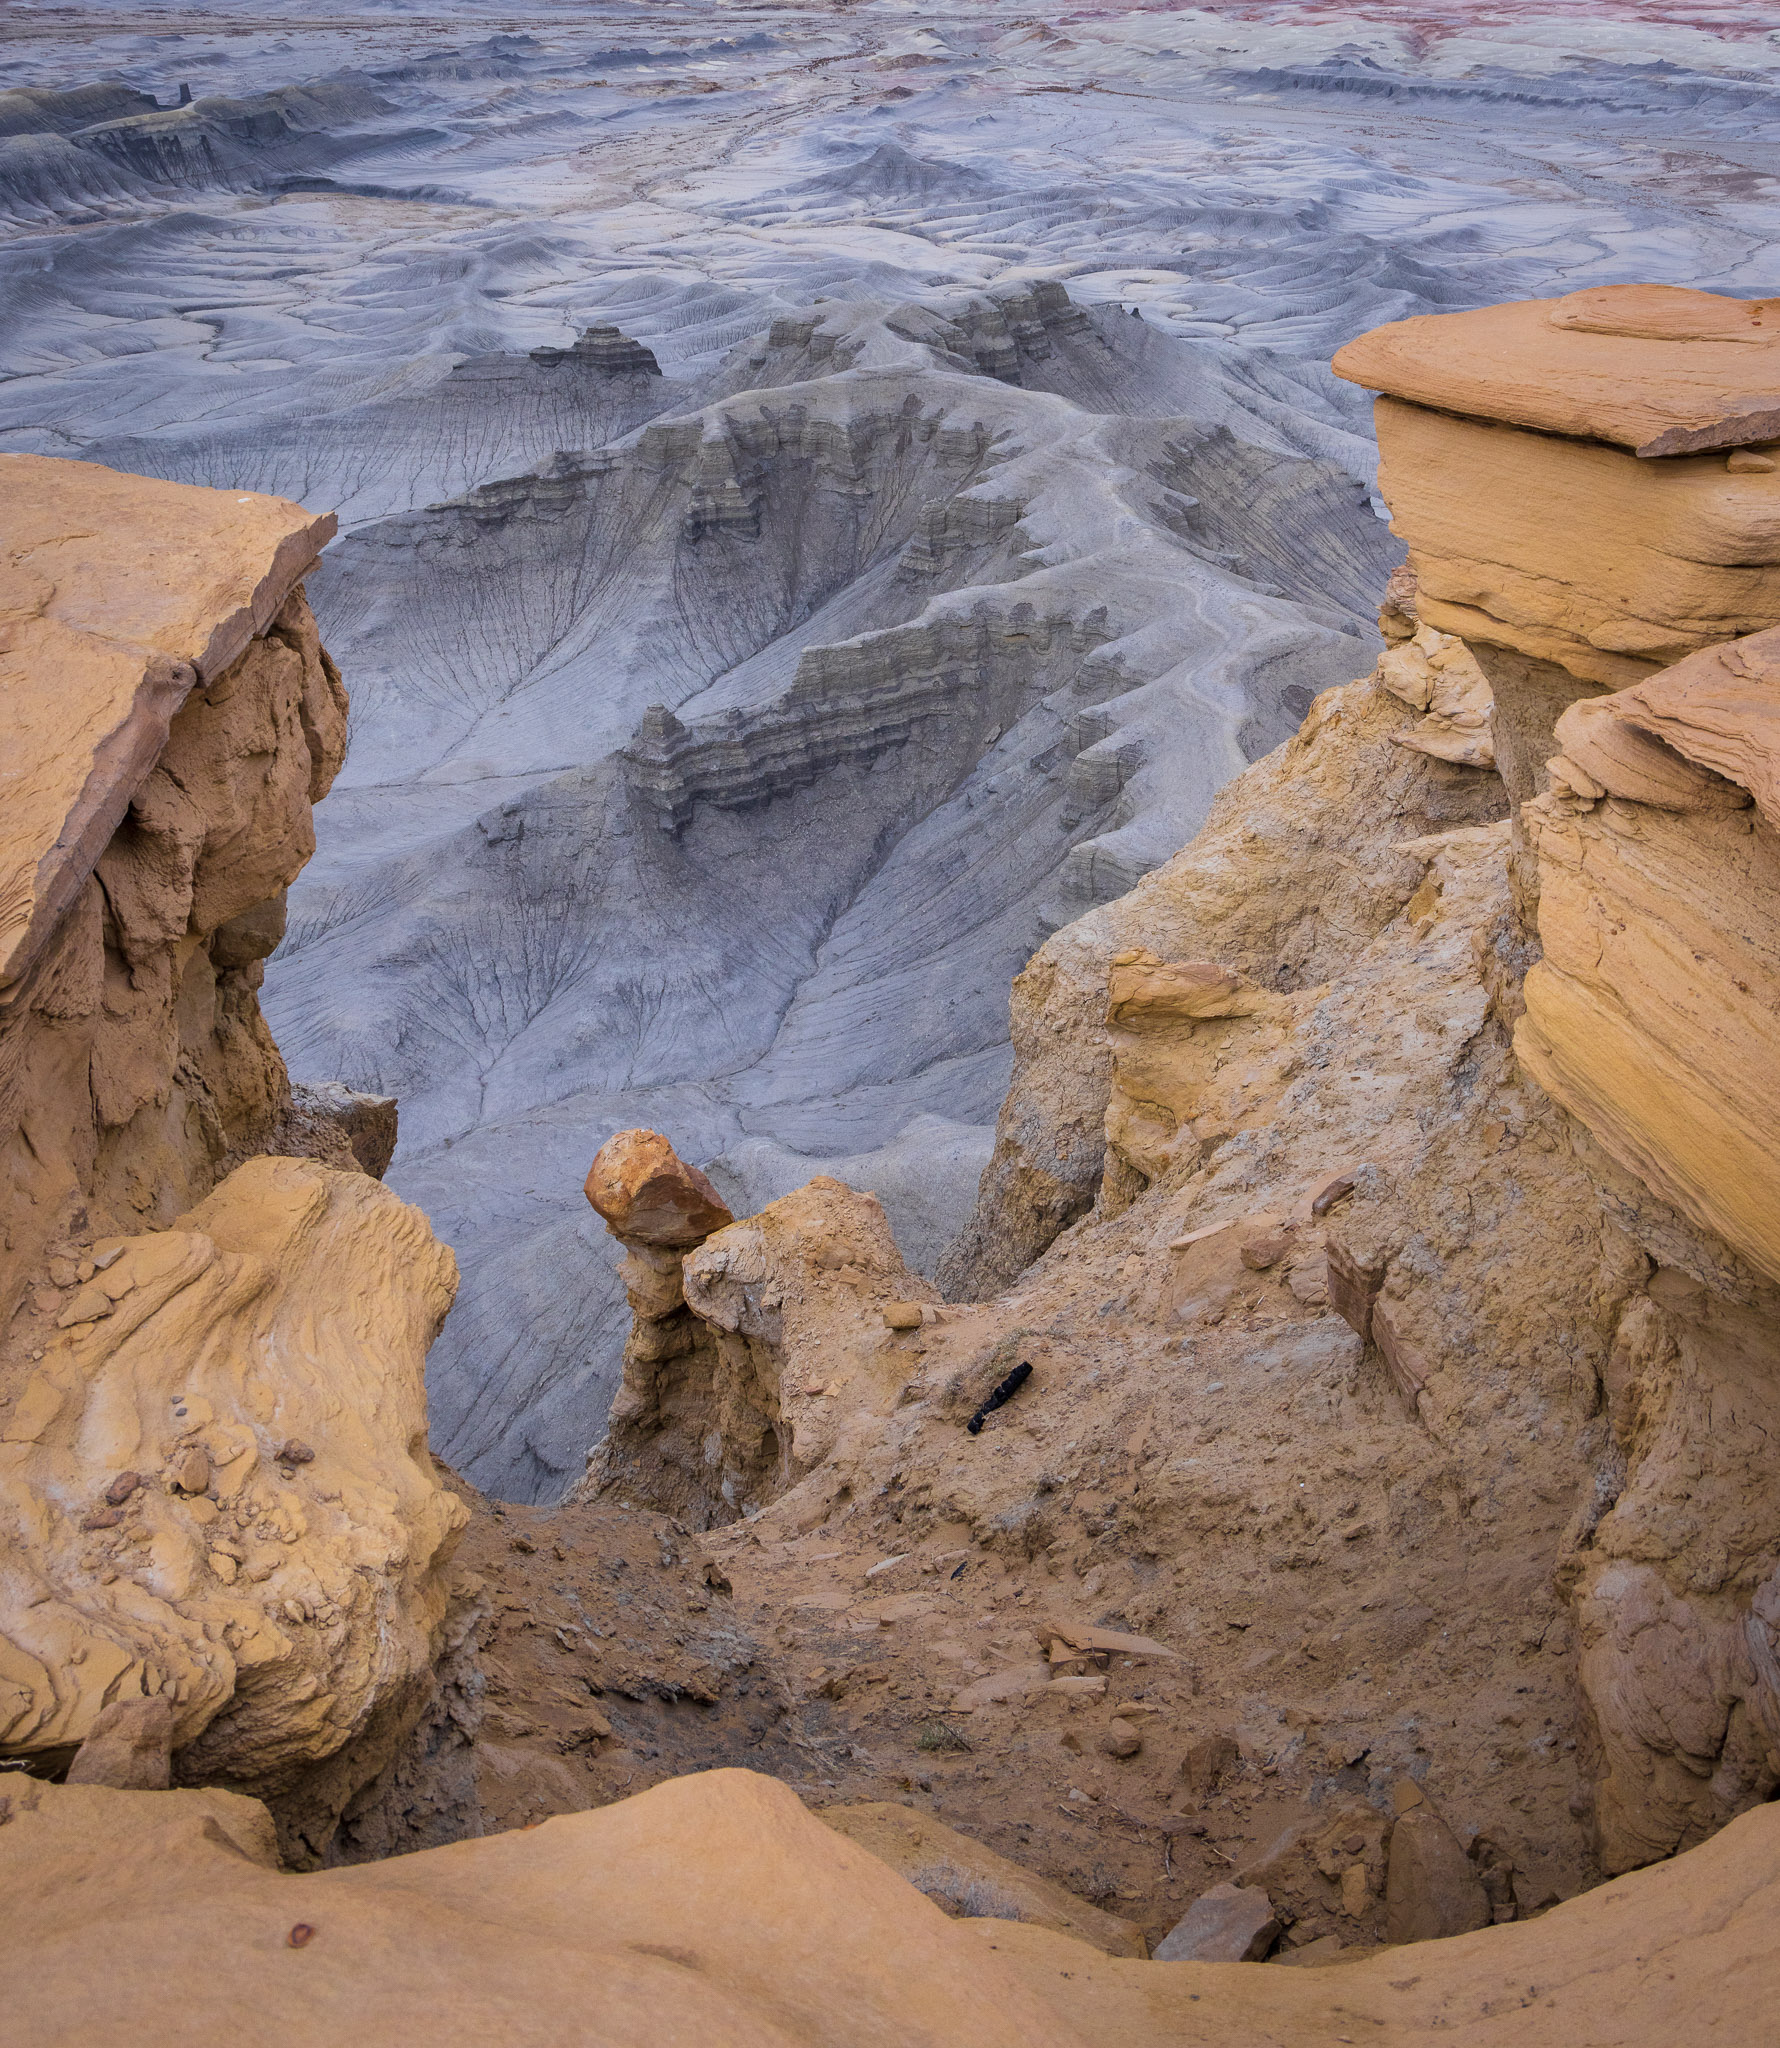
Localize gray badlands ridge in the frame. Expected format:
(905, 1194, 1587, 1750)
(7, 6, 1780, 2039)
(8, 7, 1780, 1494)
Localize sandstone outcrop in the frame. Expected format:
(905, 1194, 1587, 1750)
(574, 658, 1618, 1931)
(3, 1767, 1777, 2044)
(0, 1155, 469, 1861)
(1334, 285, 1780, 819)
(1333, 284, 1780, 458)
(1, 461, 474, 1864)
(1, 456, 344, 1328)
(589, 1155, 938, 1528)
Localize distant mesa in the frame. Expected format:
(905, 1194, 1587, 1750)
(530, 324, 662, 376)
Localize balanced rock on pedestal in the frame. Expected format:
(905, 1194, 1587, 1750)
(584, 1129, 733, 1248)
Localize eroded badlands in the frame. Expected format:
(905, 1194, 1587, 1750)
(4, 5, 1780, 2041)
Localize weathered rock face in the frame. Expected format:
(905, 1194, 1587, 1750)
(0, 1155, 469, 1862)
(1517, 631, 1780, 1291)
(1, 460, 474, 1865)
(940, 654, 1508, 1297)
(1, 456, 345, 1330)
(4, 1769, 1779, 2044)
(590, 1163, 936, 1529)
(1500, 629, 1780, 1875)
(1334, 286, 1780, 819)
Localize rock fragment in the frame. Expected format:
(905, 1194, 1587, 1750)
(170, 1446, 211, 1495)
(1384, 1808, 1491, 1944)
(1182, 1731, 1239, 1796)
(65, 1696, 176, 1791)
(584, 1129, 733, 1248)
(1098, 1717, 1142, 1759)
(1153, 1882, 1280, 1962)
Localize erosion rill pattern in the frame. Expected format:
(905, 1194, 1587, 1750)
(5, 8, 1780, 2039)
(8, 6, 1780, 1495)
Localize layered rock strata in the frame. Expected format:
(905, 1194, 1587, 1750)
(529, 324, 661, 376)
(621, 606, 1111, 834)
(1, 460, 472, 1863)
(1334, 285, 1780, 814)
(1517, 627, 1780, 1290)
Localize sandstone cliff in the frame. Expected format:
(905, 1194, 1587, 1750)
(1, 460, 471, 1861)
(1, 454, 341, 1317)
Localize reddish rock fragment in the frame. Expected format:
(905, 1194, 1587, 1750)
(1154, 1882, 1280, 1962)
(584, 1129, 733, 1248)
(1325, 1238, 1386, 1342)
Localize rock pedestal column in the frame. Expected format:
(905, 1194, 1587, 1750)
(1335, 283, 1780, 924)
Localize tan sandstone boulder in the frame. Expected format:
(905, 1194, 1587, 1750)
(0, 1155, 467, 1856)
(584, 1127, 733, 1247)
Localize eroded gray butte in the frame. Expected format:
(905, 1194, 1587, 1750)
(270, 287, 1392, 1497)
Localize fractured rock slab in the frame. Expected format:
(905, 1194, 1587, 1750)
(1384, 1809, 1491, 1945)
(1153, 1882, 1280, 1962)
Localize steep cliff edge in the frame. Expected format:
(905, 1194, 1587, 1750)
(1, 460, 472, 1862)
(567, 293, 1780, 1930)
(1, 453, 341, 1316)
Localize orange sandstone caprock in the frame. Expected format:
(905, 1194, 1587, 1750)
(584, 1128, 733, 1247)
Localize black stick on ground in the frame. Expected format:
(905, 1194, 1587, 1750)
(966, 1360, 1032, 1435)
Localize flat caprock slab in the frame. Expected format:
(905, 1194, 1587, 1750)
(1334, 284, 1780, 457)
(0, 454, 334, 989)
